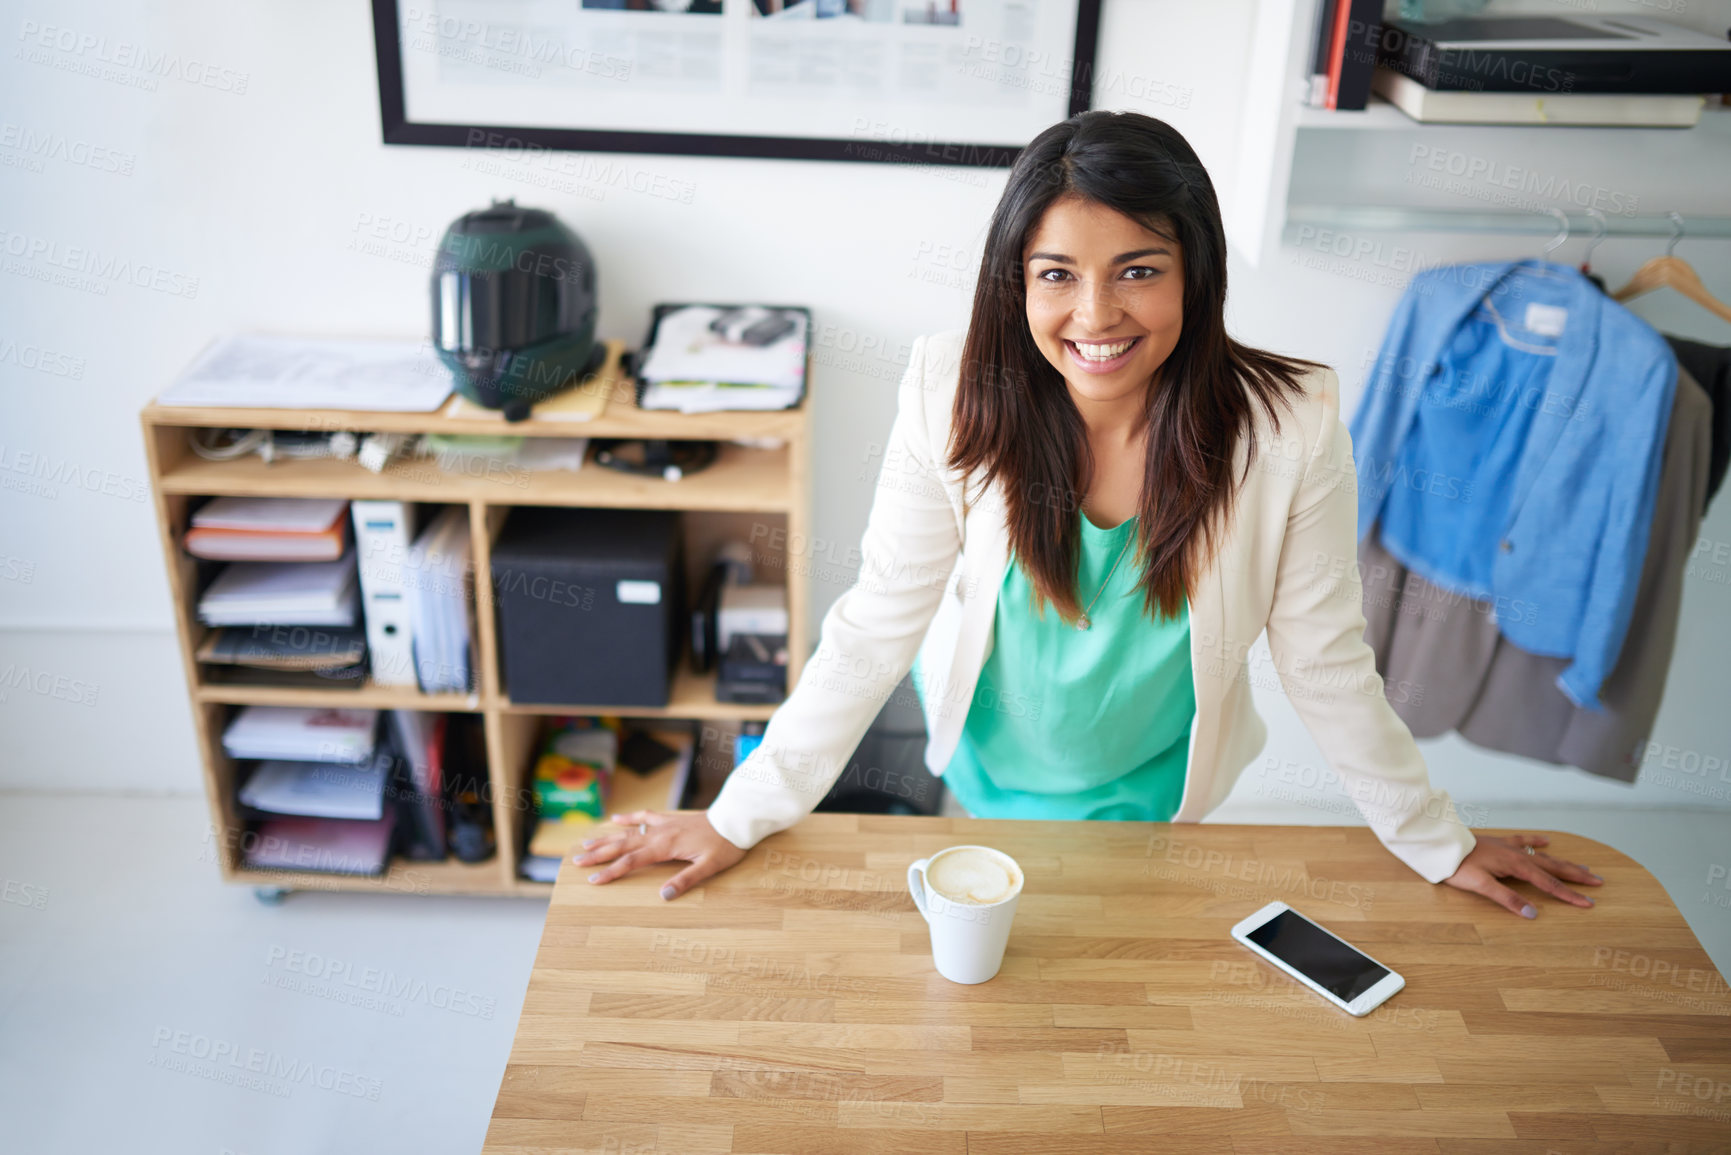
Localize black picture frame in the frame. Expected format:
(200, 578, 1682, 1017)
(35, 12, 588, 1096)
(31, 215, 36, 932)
(371, 0, 1101, 168)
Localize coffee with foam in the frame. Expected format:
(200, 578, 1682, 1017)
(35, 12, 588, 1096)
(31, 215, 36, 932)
(926, 847, 1021, 905)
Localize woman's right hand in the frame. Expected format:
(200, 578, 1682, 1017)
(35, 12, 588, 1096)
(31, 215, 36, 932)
(571, 809, 747, 900)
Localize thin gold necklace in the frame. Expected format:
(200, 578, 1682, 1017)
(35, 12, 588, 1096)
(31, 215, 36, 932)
(1076, 508, 1134, 631)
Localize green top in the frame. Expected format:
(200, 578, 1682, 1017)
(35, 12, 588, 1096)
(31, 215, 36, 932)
(913, 513, 1194, 821)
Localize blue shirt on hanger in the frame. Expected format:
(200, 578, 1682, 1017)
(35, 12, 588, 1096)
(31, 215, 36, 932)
(1349, 259, 1676, 712)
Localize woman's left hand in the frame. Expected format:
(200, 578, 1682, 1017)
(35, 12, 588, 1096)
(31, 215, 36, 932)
(1443, 833, 1603, 918)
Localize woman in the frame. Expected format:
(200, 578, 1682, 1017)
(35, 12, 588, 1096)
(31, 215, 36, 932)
(576, 110, 1602, 918)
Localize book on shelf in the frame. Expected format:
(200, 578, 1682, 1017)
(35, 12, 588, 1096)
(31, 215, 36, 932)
(351, 500, 419, 688)
(186, 497, 351, 562)
(1372, 68, 1706, 126)
(1326, 0, 1381, 112)
(388, 710, 448, 860)
(1305, 0, 1339, 107)
(403, 507, 473, 695)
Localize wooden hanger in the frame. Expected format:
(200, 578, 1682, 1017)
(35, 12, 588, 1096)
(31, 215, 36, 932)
(1612, 212, 1731, 324)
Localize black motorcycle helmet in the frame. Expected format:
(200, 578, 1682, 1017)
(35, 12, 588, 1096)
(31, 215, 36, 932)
(431, 199, 603, 419)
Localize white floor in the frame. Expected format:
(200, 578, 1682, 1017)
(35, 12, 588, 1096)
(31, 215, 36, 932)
(2, 793, 1727, 1155)
(0, 794, 547, 1155)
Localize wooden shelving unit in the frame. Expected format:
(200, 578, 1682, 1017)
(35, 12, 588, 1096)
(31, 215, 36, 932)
(142, 339, 810, 898)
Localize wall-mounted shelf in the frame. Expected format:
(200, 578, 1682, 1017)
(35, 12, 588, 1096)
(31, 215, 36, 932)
(1293, 95, 1419, 131)
(1285, 206, 1731, 241)
(1227, 0, 1731, 265)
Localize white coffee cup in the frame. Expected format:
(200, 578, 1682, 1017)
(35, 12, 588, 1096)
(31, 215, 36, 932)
(906, 845, 1024, 984)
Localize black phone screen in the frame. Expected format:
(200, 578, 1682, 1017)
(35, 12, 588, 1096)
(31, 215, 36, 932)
(1246, 909, 1390, 1003)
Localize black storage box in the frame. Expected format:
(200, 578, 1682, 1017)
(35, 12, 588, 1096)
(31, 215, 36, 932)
(491, 507, 684, 706)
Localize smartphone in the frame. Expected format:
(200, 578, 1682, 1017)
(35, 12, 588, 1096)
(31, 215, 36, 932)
(1230, 901, 1405, 1017)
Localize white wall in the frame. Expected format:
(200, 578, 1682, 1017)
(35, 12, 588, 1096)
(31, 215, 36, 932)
(2, 0, 1728, 820)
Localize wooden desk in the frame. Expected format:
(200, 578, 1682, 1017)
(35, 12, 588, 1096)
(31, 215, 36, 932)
(482, 815, 1731, 1153)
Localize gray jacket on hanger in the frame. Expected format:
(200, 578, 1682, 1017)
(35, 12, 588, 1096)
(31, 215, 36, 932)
(1356, 363, 1712, 782)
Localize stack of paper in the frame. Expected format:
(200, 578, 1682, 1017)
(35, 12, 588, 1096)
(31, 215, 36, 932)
(222, 705, 379, 764)
(637, 305, 807, 413)
(197, 625, 367, 690)
(244, 813, 396, 876)
(198, 555, 359, 627)
(158, 334, 453, 412)
(404, 507, 473, 694)
(238, 755, 388, 820)
(185, 498, 351, 562)
(199, 626, 366, 670)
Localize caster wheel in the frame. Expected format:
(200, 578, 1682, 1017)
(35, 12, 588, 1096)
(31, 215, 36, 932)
(253, 886, 290, 905)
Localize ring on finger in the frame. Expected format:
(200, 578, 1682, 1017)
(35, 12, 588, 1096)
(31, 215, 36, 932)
(1522, 845, 1536, 856)
(638, 822, 648, 836)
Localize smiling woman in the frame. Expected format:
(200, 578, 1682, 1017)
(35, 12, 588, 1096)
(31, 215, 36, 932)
(951, 113, 1318, 626)
(575, 110, 1605, 922)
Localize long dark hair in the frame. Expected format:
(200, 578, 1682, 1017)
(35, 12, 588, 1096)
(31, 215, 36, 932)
(948, 110, 1323, 623)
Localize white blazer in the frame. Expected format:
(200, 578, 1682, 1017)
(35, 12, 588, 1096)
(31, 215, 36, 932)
(707, 328, 1478, 884)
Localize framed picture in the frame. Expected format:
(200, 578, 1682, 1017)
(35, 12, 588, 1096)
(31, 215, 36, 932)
(372, 0, 1102, 167)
